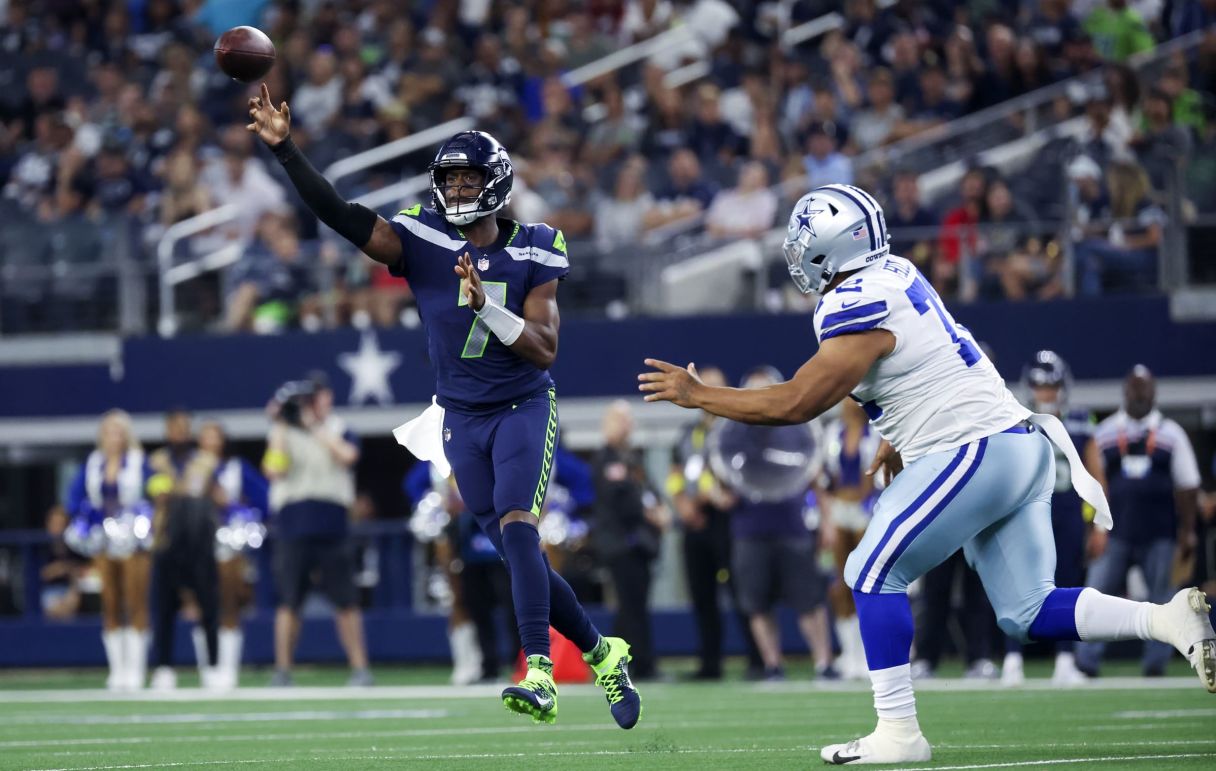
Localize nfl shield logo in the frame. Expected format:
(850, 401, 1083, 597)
(443, 427, 452, 442)
(477, 257, 490, 271)
(852, 226, 868, 241)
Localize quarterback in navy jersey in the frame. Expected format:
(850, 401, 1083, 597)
(246, 85, 639, 728)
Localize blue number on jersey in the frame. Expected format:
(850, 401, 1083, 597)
(904, 273, 981, 367)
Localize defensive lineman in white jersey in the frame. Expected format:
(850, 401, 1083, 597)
(640, 183, 1216, 765)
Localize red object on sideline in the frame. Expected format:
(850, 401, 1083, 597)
(513, 627, 592, 683)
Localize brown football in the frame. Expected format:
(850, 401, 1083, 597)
(214, 26, 276, 83)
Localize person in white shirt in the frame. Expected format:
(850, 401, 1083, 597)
(640, 183, 1216, 765)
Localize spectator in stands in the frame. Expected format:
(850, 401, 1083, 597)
(850, 67, 909, 151)
(1024, 0, 1085, 74)
(972, 24, 1020, 110)
(1069, 155, 1113, 235)
(1156, 61, 1208, 133)
(65, 410, 154, 691)
(264, 373, 371, 687)
(1076, 158, 1164, 294)
(591, 400, 671, 681)
(646, 148, 718, 230)
(978, 179, 1042, 299)
(291, 48, 344, 135)
(1078, 365, 1201, 677)
(687, 83, 746, 166)
(4, 112, 72, 216)
(801, 121, 853, 188)
(200, 125, 287, 243)
(1013, 39, 1055, 96)
(1076, 88, 1129, 169)
(1133, 87, 1192, 192)
(1170, 0, 1216, 36)
(158, 149, 212, 227)
(583, 86, 643, 171)
(225, 212, 320, 334)
(667, 366, 764, 680)
(938, 167, 989, 294)
(68, 139, 150, 219)
(525, 131, 595, 239)
(726, 366, 837, 682)
(943, 24, 984, 110)
(1105, 63, 1143, 149)
(908, 62, 963, 124)
(705, 161, 778, 240)
(1085, 0, 1156, 62)
(595, 158, 655, 254)
(885, 170, 937, 271)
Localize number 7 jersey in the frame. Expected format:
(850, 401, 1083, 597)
(813, 255, 1029, 463)
(388, 205, 569, 413)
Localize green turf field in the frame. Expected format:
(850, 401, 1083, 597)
(0, 664, 1212, 770)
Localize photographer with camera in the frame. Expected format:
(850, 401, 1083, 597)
(263, 372, 371, 687)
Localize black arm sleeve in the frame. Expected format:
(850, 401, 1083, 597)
(270, 137, 378, 248)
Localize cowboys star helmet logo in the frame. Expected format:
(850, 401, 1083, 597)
(792, 201, 825, 239)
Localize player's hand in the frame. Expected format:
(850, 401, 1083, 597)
(247, 83, 291, 146)
(866, 439, 903, 486)
(454, 252, 485, 311)
(638, 359, 703, 408)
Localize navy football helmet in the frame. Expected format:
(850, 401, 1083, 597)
(1022, 350, 1072, 412)
(428, 130, 513, 226)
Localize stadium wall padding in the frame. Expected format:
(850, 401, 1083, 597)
(1, 297, 1213, 418)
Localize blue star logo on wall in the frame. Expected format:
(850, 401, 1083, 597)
(794, 202, 825, 238)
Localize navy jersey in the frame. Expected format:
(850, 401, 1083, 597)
(388, 205, 569, 413)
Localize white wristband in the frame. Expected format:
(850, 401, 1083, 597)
(475, 294, 526, 345)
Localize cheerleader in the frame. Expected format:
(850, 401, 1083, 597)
(821, 398, 885, 679)
(199, 421, 268, 688)
(64, 410, 154, 691)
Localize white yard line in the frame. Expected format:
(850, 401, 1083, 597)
(1112, 708, 1216, 719)
(3, 708, 448, 725)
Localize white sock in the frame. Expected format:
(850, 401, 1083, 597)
(219, 629, 243, 683)
(1075, 587, 1154, 641)
(869, 663, 917, 720)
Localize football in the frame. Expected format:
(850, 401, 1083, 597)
(214, 26, 276, 83)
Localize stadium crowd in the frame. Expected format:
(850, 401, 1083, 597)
(0, 0, 1213, 333)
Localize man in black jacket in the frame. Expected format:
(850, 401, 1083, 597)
(592, 401, 671, 681)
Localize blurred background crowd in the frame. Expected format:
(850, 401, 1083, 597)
(1, 0, 1214, 334)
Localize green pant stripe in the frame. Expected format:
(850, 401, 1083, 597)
(530, 388, 558, 516)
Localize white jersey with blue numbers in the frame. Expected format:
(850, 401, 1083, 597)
(813, 255, 1030, 463)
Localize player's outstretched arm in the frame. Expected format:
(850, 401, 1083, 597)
(455, 253, 560, 369)
(638, 330, 894, 425)
(246, 83, 402, 266)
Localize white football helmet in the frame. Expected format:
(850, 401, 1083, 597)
(783, 184, 890, 294)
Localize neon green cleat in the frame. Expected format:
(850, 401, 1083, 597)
(501, 655, 558, 725)
(586, 636, 642, 729)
